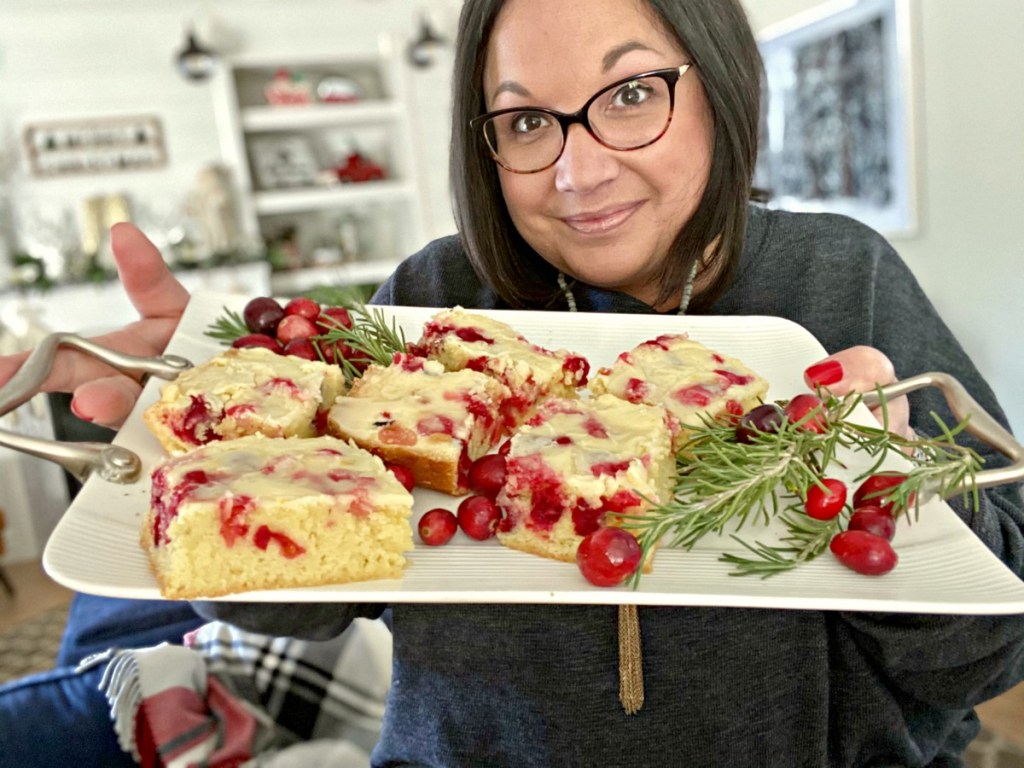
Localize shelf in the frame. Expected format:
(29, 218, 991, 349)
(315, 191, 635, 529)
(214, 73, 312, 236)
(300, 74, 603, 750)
(269, 260, 401, 294)
(240, 101, 402, 132)
(253, 180, 417, 215)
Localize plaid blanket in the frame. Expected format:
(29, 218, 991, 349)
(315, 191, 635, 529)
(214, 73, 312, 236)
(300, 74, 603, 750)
(83, 618, 392, 767)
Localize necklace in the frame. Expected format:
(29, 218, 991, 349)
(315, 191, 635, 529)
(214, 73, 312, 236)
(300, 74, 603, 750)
(557, 261, 699, 315)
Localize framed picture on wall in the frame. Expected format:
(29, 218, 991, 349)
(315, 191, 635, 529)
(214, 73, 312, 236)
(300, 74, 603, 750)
(754, 0, 917, 237)
(248, 134, 320, 189)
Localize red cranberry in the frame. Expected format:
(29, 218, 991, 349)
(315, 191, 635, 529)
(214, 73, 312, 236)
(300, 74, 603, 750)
(243, 297, 285, 335)
(232, 333, 283, 353)
(804, 478, 847, 521)
(829, 530, 898, 575)
(734, 403, 784, 444)
(576, 527, 642, 587)
(284, 296, 321, 320)
(386, 462, 416, 493)
(283, 337, 319, 360)
(783, 393, 828, 433)
(853, 473, 913, 516)
(320, 306, 353, 330)
(847, 506, 897, 541)
(468, 453, 507, 499)
(276, 314, 320, 344)
(457, 495, 502, 541)
(418, 508, 458, 546)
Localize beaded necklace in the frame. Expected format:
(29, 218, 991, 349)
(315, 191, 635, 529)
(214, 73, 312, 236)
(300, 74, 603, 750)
(556, 261, 699, 315)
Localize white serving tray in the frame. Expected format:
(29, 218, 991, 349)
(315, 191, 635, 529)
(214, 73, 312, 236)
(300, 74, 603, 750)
(42, 290, 1024, 614)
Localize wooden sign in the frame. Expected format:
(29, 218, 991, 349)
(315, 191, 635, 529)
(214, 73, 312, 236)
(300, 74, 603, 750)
(22, 115, 168, 177)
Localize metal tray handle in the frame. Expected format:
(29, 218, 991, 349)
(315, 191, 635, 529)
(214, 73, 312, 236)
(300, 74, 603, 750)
(862, 372, 1024, 493)
(0, 333, 191, 484)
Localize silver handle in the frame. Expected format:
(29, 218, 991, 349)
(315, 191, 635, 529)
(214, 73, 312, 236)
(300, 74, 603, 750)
(861, 372, 1024, 493)
(0, 332, 191, 484)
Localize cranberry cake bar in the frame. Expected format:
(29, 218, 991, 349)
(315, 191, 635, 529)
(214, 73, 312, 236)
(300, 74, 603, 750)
(143, 435, 414, 599)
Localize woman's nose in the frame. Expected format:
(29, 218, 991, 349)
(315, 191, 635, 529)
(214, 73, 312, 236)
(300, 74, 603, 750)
(554, 124, 619, 194)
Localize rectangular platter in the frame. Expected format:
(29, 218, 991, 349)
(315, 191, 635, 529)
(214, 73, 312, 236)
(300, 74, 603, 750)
(42, 290, 1024, 613)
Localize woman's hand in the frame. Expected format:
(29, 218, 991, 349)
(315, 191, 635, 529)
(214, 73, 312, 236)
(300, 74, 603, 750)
(0, 222, 190, 429)
(803, 345, 913, 441)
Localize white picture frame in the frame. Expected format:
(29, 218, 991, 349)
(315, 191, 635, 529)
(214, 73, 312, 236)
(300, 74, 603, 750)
(248, 134, 320, 190)
(754, 0, 918, 237)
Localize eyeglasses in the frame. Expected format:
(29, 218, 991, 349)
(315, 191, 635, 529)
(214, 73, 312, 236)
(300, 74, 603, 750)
(471, 64, 692, 174)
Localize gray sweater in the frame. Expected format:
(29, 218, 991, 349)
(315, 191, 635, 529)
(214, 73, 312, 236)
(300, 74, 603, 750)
(197, 205, 1024, 767)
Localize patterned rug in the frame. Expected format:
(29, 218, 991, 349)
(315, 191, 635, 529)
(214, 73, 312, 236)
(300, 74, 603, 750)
(0, 606, 1021, 766)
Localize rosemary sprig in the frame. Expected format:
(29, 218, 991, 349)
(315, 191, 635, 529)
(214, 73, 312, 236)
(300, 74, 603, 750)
(720, 509, 844, 578)
(315, 302, 407, 382)
(203, 307, 249, 342)
(621, 390, 983, 584)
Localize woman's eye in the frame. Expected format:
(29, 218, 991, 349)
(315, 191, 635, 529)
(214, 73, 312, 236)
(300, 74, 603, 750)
(611, 81, 654, 107)
(511, 112, 551, 134)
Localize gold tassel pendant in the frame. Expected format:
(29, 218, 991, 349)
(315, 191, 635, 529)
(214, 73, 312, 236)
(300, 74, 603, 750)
(617, 604, 644, 714)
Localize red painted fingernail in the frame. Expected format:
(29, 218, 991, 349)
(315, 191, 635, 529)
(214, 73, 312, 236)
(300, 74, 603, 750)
(69, 398, 94, 422)
(804, 359, 844, 387)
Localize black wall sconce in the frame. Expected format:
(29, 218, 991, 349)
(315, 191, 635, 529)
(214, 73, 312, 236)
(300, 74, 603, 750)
(175, 25, 218, 82)
(406, 12, 447, 69)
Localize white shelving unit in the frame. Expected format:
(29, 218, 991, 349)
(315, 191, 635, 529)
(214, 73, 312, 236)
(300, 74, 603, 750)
(213, 38, 427, 296)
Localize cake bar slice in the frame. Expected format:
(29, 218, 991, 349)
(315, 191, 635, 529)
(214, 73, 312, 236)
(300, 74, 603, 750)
(143, 435, 414, 599)
(496, 394, 678, 568)
(590, 333, 768, 450)
(143, 347, 345, 454)
(411, 306, 590, 431)
(327, 353, 509, 495)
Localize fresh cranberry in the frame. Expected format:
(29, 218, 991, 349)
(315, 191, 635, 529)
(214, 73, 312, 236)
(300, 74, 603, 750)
(385, 462, 416, 493)
(847, 506, 897, 541)
(735, 403, 784, 444)
(853, 473, 913, 516)
(232, 333, 282, 353)
(284, 296, 321, 320)
(276, 314, 320, 344)
(319, 306, 353, 330)
(418, 508, 458, 546)
(576, 527, 642, 587)
(468, 453, 507, 499)
(283, 337, 319, 360)
(243, 297, 285, 335)
(804, 478, 847, 521)
(829, 530, 898, 575)
(783, 393, 828, 433)
(457, 495, 502, 540)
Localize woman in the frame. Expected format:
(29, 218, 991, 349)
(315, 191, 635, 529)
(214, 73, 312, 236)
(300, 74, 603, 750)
(2, 0, 1022, 765)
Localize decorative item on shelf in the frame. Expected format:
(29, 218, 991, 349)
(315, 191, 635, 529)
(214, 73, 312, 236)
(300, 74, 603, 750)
(81, 193, 132, 277)
(188, 164, 244, 258)
(264, 224, 303, 272)
(264, 68, 313, 106)
(248, 134, 320, 189)
(328, 151, 386, 184)
(174, 24, 218, 82)
(407, 10, 448, 69)
(316, 76, 363, 104)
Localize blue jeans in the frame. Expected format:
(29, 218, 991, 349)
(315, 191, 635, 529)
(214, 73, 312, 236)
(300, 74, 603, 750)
(0, 593, 204, 768)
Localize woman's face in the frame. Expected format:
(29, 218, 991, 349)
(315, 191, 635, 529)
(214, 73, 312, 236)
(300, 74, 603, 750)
(483, 0, 715, 309)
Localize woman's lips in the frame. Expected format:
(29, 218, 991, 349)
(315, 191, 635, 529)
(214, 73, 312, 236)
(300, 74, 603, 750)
(561, 202, 642, 235)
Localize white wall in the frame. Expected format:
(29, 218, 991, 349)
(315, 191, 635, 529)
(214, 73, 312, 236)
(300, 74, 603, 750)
(741, 0, 1023, 435)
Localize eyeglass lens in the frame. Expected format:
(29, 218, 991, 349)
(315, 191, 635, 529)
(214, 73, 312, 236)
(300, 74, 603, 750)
(482, 73, 674, 173)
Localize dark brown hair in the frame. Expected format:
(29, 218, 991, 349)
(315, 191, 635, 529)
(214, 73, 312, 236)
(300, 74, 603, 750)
(450, 0, 764, 310)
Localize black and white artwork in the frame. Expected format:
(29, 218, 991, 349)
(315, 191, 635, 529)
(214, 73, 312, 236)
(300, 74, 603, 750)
(755, 0, 916, 236)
